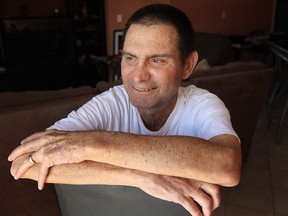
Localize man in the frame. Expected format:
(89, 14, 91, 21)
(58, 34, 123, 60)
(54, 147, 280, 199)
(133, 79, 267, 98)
(9, 4, 241, 216)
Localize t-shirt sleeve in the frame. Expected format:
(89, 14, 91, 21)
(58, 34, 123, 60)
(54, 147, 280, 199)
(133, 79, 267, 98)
(47, 85, 128, 132)
(192, 93, 239, 141)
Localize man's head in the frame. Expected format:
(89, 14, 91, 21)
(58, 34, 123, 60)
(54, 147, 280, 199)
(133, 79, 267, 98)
(122, 3, 195, 65)
(120, 4, 198, 120)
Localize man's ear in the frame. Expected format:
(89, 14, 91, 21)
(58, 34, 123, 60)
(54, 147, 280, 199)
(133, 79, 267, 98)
(182, 51, 198, 80)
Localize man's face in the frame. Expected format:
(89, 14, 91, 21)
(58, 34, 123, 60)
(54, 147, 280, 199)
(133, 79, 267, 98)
(121, 24, 186, 112)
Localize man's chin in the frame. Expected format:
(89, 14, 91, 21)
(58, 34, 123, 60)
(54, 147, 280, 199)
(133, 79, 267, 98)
(131, 101, 154, 110)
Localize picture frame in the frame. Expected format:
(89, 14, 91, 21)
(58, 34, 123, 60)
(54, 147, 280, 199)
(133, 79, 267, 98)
(113, 29, 124, 55)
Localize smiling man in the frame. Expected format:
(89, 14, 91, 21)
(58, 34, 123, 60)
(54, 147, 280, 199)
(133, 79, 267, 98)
(9, 4, 241, 216)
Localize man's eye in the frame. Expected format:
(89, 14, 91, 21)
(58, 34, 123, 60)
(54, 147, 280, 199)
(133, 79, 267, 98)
(123, 55, 137, 65)
(125, 56, 135, 61)
(150, 58, 165, 64)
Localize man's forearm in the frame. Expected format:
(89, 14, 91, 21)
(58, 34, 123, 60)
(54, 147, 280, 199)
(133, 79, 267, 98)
(19, 158, 143, 187)
(86, 131, 241, 186)
(49, 161, 144, 186)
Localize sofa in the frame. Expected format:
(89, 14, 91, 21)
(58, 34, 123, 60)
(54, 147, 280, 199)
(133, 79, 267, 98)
(1, 86, 97, 216)
(0, 60, 275, 215)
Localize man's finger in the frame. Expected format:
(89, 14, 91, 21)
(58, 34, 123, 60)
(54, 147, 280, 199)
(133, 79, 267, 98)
(38, 166, 49, 190)
(20, 131, 46, 144)
(194, 192, 213, 216)
(14, 154, 35, 179)
(201, 184, 221, 210)
(8, 139, 41, 161)
(181, 196, 203, 216)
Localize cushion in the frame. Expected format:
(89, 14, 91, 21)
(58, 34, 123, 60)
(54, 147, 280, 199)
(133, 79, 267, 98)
(194, 59, 210, 71)
(0, 86, 97, 109)
(189, 61, 268, 80)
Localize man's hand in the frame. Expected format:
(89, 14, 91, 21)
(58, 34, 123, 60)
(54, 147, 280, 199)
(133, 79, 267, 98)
(139, 174, 221, 216)
(8, 130, 90, 189)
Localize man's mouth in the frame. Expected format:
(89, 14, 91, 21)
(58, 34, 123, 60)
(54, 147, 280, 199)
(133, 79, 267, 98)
(133, 86, 154, 92)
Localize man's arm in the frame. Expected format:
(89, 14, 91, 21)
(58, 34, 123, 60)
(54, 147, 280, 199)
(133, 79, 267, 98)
(9, 129, 241, 187)
(90, 131, 241, 186)
(11, 153, 221, 216)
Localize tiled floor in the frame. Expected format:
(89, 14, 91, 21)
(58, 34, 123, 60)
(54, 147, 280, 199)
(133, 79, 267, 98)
(214, 94, 288, 216)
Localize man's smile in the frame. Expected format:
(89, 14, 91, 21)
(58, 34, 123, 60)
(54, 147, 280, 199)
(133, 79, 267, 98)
(133, 86, 156, 92)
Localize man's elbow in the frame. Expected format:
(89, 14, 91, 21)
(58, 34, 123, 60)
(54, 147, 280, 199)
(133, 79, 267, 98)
(209, 134, 242, 187)
(221, 166, 241, 187)
(220, 151, 242, 187)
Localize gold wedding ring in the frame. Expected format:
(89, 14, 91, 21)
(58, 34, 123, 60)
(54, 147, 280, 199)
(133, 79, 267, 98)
(28, 154, 36, 164)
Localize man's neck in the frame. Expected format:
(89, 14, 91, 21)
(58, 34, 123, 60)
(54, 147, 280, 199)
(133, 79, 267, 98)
(138, 95, 178, 131)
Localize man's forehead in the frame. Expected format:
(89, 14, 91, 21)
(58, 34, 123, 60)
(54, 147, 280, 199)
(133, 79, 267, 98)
(124, 24, 178, 49)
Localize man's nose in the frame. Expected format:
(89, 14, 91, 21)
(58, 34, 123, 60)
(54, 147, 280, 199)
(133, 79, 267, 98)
(134, 61, 151, 82)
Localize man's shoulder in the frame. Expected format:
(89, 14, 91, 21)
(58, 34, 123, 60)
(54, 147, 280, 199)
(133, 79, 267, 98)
(179, 84, 212, 97)
(99, 84, 126, 97)
(94, 84, 129, 106)
(179, 84, 223, 106)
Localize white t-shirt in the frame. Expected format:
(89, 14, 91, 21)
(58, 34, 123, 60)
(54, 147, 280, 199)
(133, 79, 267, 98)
(49, 84, 238, 140)
(51, 84, 238, 216)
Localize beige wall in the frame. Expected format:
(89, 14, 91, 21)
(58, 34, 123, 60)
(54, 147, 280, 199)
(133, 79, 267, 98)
(172, 0, 274, 35)
(105, 0, 274, 55)
(0, 0, 275, 56)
